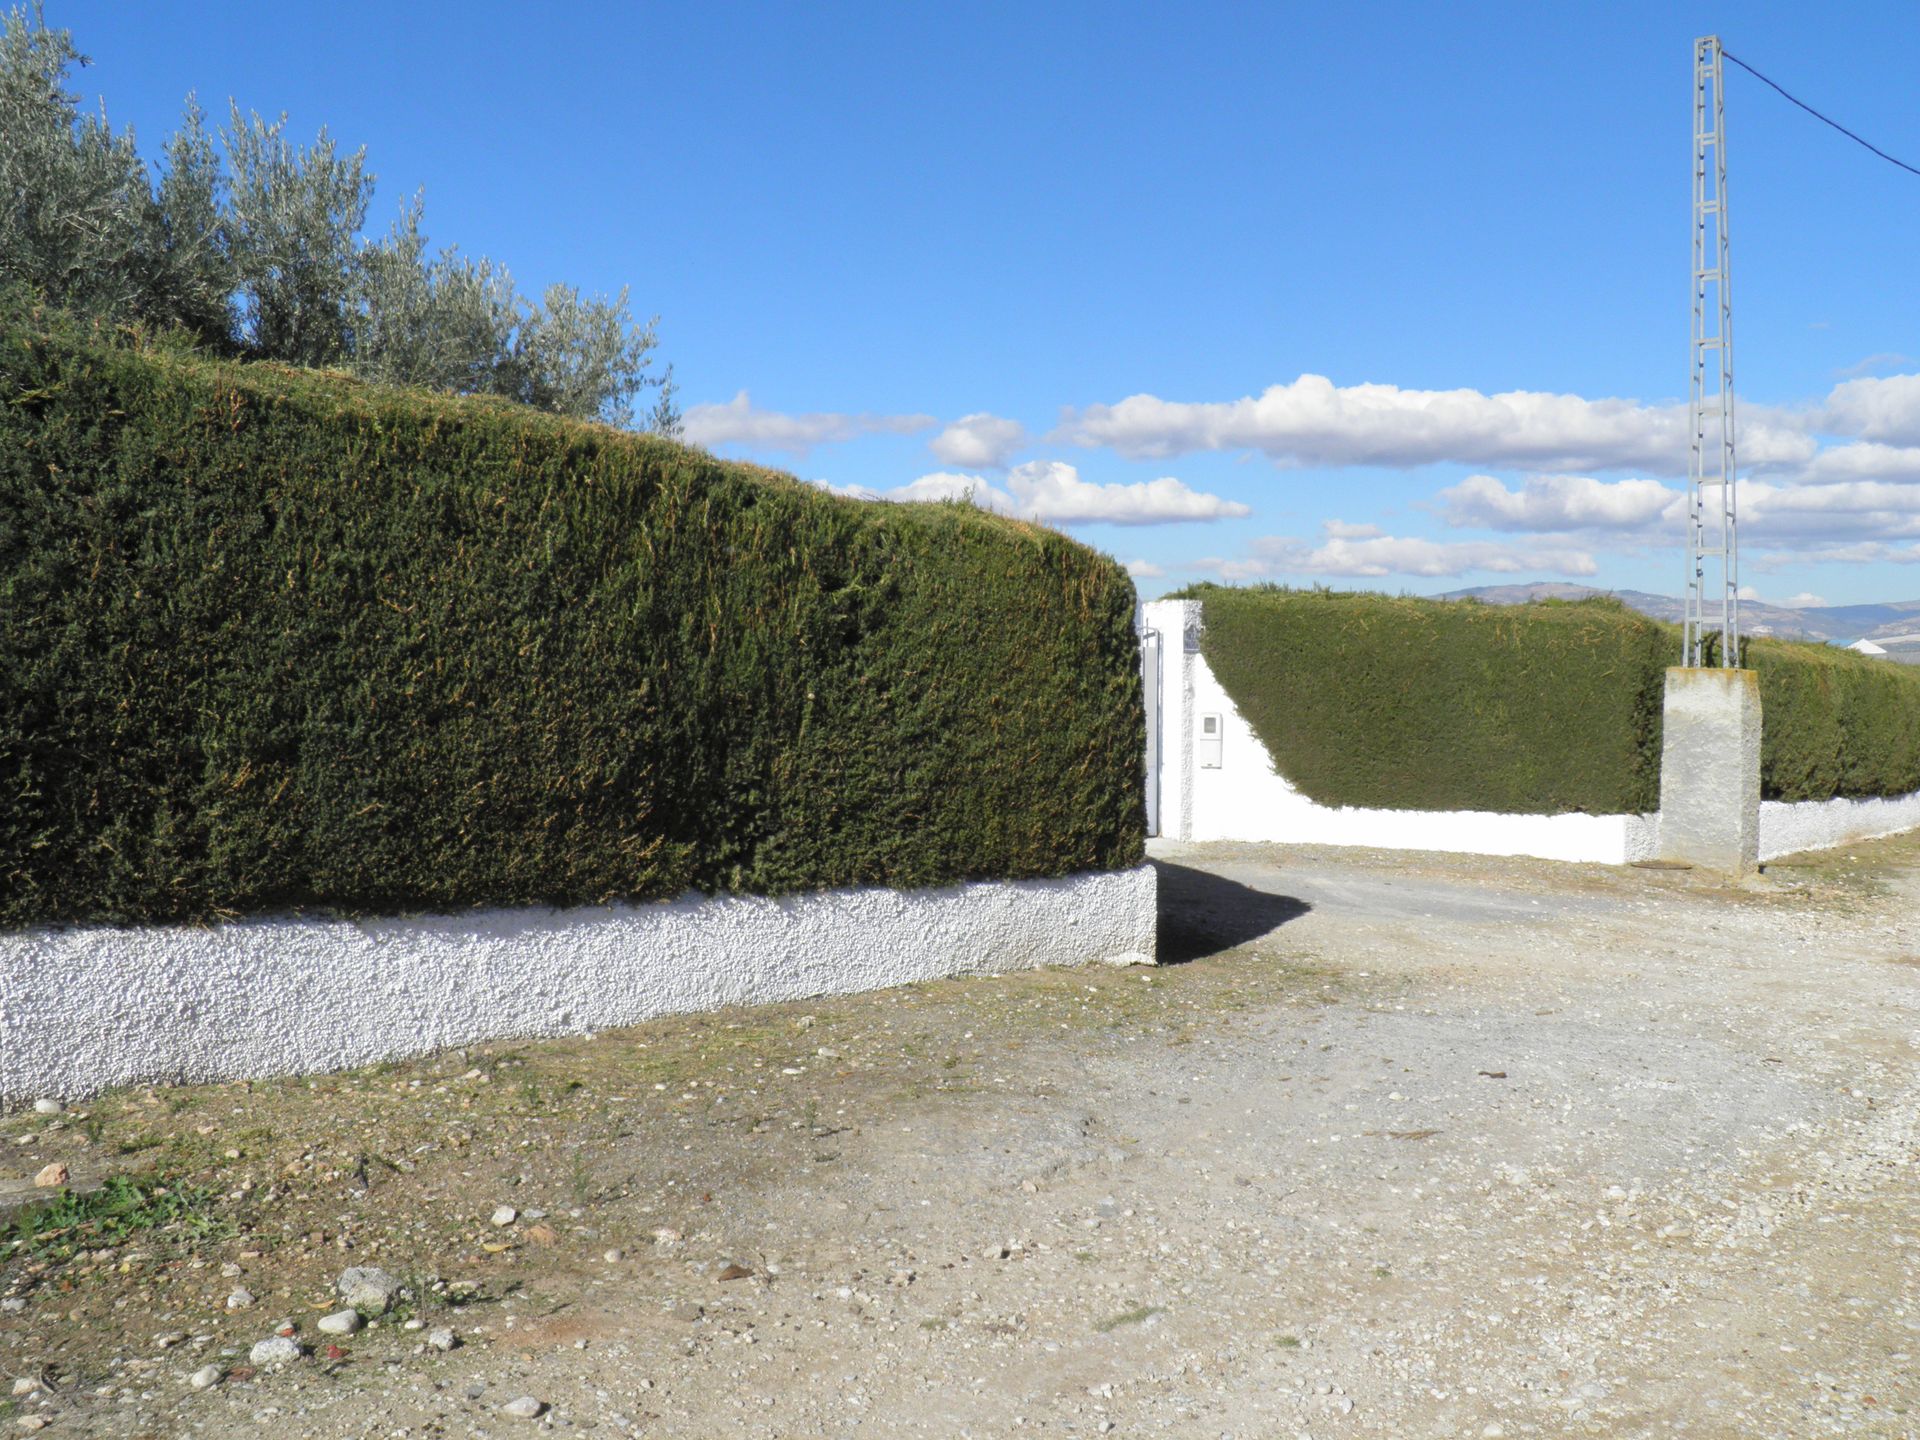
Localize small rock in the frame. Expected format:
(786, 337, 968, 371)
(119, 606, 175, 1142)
(490, 1205, 518, 1228)
(1480, 1426, 1505, 1438)
(188, 1365, 223, 1390)
(502, 1396, 547, 1419)
(0, 1301, 24, 1314)
(650, 1227, 682, 1244)
(670, 1303, 704, 1323)
(316, 1309, 363, 1336)
(426, 1326, 458, 1353)
(336, 1266, 402, 1316)
(32, 1162, 67, 1189)
(9, 1379, 37, 1397)
(603, 1248, 626, 1263)
(225, 1288, 255, 1310)
(32, 1099, 62, 1116)
(717, 1263, 753, 1282)
(17, 1416, 52, 1433)
(219, 1262, 244, 1278)
(248, 1335, 303, 1367)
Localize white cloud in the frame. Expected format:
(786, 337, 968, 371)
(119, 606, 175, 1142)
(810, 461, 1248, 527)
(1123, 558, 1166, 579)
(1835, 353, 1915, 379)
(1056, 374, 1816, 475)
(1200, 525, 1598, 581)
(684, 391, 935, 456)
(1000, 460, 1251, 526)
(1794, 440, 1920, 484)
(1439, 473, 1680, 531)
(928, 412, 1028, 468)
(1822, 374, 1920, 446)
(1783, 591, 1828, 608)
(1752, 542, 1920, 570)
(1322, 519, 1384, 539)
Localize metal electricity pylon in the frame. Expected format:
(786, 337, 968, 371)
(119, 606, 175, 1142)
(1684, 33, 1739, 668)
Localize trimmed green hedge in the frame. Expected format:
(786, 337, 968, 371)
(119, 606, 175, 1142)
(1178, 584, 1920, 814)
(1, 318, 1144, 928)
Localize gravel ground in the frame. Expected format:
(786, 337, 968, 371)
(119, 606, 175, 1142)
(5, 835, 1920, 1438)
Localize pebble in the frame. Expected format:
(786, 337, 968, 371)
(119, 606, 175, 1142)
(426, 1327, 459, 1352)
(337, 1266, 403, 1315)
(225, 1288, 255, 1310)
(31, 1099, 62, 1116)
(248, 1335, 303, 1367)
(31, 1163, 67, 1189)
(603, 1247, 626, 1263)
(188, 1365, 223, 1390)
(491, 1205, 519, 1227)
(316, 1309, 363, 1336)
(16, 1417, 52, 1433)
(9, 1379, 37, 1397)
(502, 1396, 547, 1419)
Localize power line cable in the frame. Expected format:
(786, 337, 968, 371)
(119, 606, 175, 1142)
(1720, 48, 1920, 179)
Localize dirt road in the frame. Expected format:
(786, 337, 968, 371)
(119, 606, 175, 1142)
(5, 837, 1919, 1437)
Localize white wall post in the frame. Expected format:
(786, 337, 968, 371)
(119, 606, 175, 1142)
(1656, 667, 1762, 873)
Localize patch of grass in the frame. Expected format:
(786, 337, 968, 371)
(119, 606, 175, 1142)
(4, 1173, 230, 1262)
(918, 1318, 948, 1332)
(1093, 1303, 1163, 1334)
(1274, 1333, 1302, 1348)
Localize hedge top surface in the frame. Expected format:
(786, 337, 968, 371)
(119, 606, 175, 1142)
(2, 320, 1146, 928)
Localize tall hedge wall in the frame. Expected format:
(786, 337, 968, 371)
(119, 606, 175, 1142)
(1, 319, 1145, 929)
(1179, 585, 1920, 814)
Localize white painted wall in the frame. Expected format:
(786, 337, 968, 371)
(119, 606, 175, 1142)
(1, 866, 1156, 1106)
(1760, 789, 1920, 861)
(1140, 599, 1657, 864)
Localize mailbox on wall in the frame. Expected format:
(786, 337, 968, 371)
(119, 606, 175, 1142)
(1199, 712, 1223, 769)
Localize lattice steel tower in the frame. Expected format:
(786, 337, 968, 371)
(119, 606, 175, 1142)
(1685, 34, 1739, 668)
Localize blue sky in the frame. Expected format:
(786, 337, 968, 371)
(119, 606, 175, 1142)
(54, 1, 1920, 606)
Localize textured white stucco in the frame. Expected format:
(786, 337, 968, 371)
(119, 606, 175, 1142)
(1139, 600, 1654, 865)
(1657, 667, 1762, 872)
(1760, 789, 1920, 862)
(0, 866, 1156, 1106)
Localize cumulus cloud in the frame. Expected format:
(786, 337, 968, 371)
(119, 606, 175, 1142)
(928, 412, 1028, 468)
(1123, 558, 1167, 579)
(1199, 525, 1598, 581)
(999, 461, 1250, 525)
(1794, 440, 1920, 484)
(684, 391, 935, 456)
(1822, 374, 1920, 446)
(809, 461, 1248, 527)
(1433, 471, 1920, 555)
(1056, 374, 1817, 475)
(1439, 473, 1682, 532)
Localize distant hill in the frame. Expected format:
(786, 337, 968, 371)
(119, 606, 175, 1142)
(1431, 582, 1920, 645)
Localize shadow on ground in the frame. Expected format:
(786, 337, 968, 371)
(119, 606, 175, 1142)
(1154, 859, 1310, 965)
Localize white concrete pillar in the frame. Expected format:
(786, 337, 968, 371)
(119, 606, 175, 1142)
(1657, 667, 1761, 873)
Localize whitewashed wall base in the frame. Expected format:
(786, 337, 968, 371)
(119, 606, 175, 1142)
(0, 866, 1157, 1106)
(1760, 790, 1920, 862)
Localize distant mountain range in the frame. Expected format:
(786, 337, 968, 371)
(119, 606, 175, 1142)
(1431, 582, 1920, 646)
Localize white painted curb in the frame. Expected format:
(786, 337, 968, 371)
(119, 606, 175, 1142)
(0, 865, 1157, 1106)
